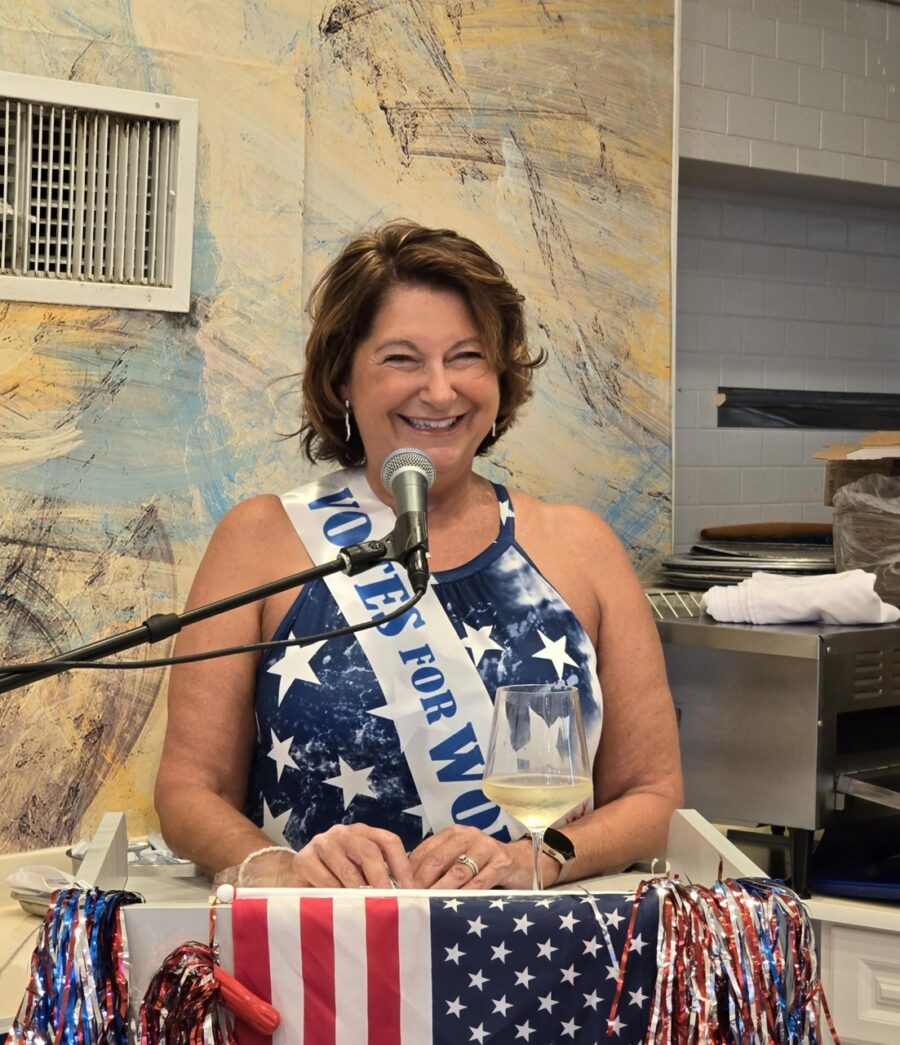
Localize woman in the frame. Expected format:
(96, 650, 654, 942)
(155, 220, 682, 890)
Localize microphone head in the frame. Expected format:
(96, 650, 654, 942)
(380, 447, 436, 494)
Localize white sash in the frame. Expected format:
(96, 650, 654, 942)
(281, 468, 519, 842)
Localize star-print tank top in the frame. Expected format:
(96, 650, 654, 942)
(245, 482, 603, 852)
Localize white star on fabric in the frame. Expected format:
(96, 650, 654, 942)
(608, 1014, 625, 1036)
(468, 970, 488, 991)
(561, 1018, 581, 1039)
(629, 987, 648, 1007)
(514, 967, 535, 988)
(606, 908, 624, 929)
(583, 990, 601, 1010)
(443, 898, 463, 911)
(461, 621, 504, 667)
(488, 898, 508, 910)
(324, 756, 376, 809)
(492, 996, 513, 1017)
(533, 897, 553, 909)
(469, 1025, 488, 1044)
(514, 1022, 534, 1042)
(262, 799, 291, 845)
(445, 944, 465, 964)
(583, 936, 601, 957)
(267, 638, 326, 704)
(499, 497, 515, 526)
(513, 914, 533, 934)
(537, 993, 557, 1013)
(491, 941, 511, 963)
(630, 933, 647, 955)
(467, 916, 487, 938)
(605, 962, 620, 981)
(447, 997, 465, 1017)
(559, 910, 577, 931)
(267, 730, 300, 782)
(532, 630, 578, 680)
(403, 803, 431, 838)
(560, 964, 579, 985)
(536, 938, 558, 960)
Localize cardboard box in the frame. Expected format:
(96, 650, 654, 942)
(813, 432, 900, 506)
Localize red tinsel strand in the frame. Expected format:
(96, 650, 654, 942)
(139, 942, 235, 1045)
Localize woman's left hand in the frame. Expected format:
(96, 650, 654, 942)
(408, 826, 559, 890)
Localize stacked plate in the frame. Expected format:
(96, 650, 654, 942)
(658, 541, 835, 591)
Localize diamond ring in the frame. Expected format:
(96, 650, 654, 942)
(456, 853, 479, 876)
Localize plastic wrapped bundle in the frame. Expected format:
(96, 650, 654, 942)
(833, 473, 900, 607)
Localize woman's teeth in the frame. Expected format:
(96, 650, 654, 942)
(405, 416, 459, 430)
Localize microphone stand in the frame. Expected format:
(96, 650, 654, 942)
(0, 530, 418, 696)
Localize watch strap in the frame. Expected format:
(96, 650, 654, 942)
(541, 827, 576, 865)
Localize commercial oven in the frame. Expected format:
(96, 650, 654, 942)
(652, 600, 900, 894)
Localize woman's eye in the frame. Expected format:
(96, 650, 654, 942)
(450, 351, 486, 365)
(383, 353, 418, 365)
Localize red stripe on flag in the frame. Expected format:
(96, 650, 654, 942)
(365, 897, 401, 1045)
(232, 897, 274, 1045)
(301, 897, 336, 1045)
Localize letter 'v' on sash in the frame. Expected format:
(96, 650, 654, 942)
(280, 468, 518, 839)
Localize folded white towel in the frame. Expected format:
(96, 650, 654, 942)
(701, 569, 900, 625)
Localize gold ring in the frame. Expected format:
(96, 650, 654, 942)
(456, 853, 479, 876)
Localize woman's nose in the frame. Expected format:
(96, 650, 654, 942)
(419, 363, 456, 405)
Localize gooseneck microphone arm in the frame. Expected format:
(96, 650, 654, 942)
(0, 534, 397, 695)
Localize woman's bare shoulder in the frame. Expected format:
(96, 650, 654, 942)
(511, 491, 622, 550)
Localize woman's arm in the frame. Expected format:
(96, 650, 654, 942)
(154, 494, 416, 888)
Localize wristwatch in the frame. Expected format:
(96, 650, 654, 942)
(541, 827, 576, 866)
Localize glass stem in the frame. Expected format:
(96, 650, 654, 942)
(530, 829, 546, 891)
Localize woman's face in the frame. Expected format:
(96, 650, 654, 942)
(342, 283, 500, 492)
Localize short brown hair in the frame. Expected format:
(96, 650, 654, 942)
(299, 219, 545, 467)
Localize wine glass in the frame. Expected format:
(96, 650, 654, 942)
(483, 684, 592, 890)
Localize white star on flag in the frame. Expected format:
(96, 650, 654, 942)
(561, 1017, 581, 1039)
(467, 916, 487, 937)
(583, 936, 601, 956)
(559, 910, 577, 931)
(606, 908, 624, 929)
(468, 970, 488, 991)
(629, 987, 648, 1007)
(267, 729, 300, 782)
(262, 798, 291, 844)
(532, 629, 578, 680)
(266, 637, 326, 704)
(488, 898, 508, 910)
(514, 967, 534, 988)
(469, 1024, 488, 1044)
(606, 962, 620, 981)
(583, 989, 601, 1010)
(447, 997, 465, 1017)
(443, 898, 463, 911)
(445, 944, 465, 964)
(560, 964, 579, 985)
(491, 941, 511, 963)
(630, 933, 647, 955)
(492, 995, 512, 1016)
(461, 621, 504, 667)
(513, 914, 533, 934)
(608, 1014, 625, 1036)
(536, 938, 558, 960)
(514, 1022, 534, 1041)
(537, 993, 557, 1013)
(324, 756, 376, 808)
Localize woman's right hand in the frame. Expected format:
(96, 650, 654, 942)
(290, 824, 415, 888)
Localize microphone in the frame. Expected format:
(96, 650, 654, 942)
(380, 448, 436, 596)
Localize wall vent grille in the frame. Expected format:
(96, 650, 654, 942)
(0, 72, 197, 312)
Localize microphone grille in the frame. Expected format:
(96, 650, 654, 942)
(380, 447, 436, 491)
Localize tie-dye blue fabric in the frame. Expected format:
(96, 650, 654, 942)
(245, 483, 603, 851)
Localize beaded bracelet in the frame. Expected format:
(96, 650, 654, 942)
(236, 845, 295, 886)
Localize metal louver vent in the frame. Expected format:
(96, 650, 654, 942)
(0, 71, 197, 312)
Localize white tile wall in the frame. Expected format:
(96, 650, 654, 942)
(681, 0, 900, 188)
(674, 185, 900, 549)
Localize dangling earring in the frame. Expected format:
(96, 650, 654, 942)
(344, 400, 352, 441)
(491, 419, 497, 439)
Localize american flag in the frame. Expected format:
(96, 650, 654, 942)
(230, 890, 659, 1045)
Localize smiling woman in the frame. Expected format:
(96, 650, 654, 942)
(153, 220, 683, 892)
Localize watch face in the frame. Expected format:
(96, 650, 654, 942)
(543, 827, 576, 861)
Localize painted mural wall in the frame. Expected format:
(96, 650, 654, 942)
(0, 1, 674, 850)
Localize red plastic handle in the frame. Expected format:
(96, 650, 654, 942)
(213, 965, 281, 1034)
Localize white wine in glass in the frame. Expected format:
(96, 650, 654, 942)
(483, 684, 592, 890)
